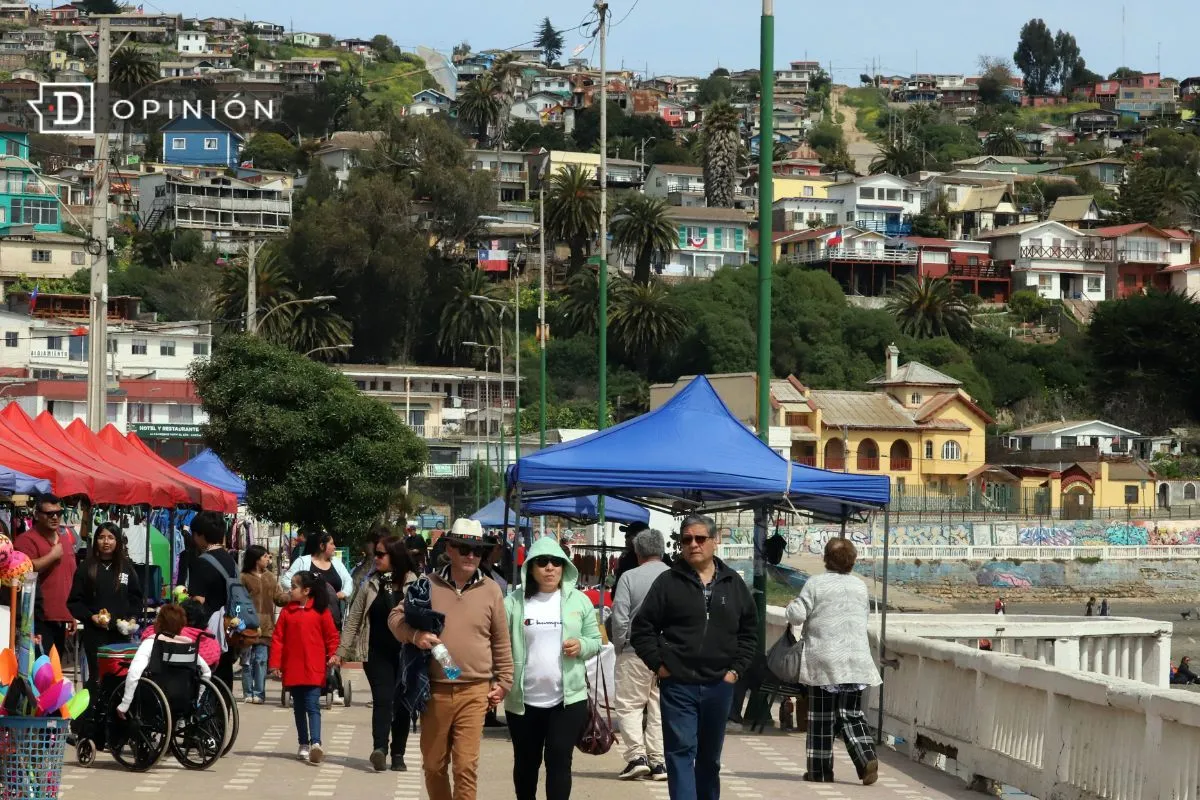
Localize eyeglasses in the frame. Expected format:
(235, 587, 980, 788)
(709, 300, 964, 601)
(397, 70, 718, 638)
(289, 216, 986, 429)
(374, 550, 388, 558)
(531, 556, 563, 568)
(455, 544, 488, 558)
(40, 509, 63, 518)
(679, 535, 711, 546)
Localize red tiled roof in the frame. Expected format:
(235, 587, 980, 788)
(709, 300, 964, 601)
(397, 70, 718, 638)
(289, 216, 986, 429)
(1162, 262, 1200, 274)
(1161, 228, 1192, 240)
(1090, 222, 1168, 239)
(7, 379, 200, 403)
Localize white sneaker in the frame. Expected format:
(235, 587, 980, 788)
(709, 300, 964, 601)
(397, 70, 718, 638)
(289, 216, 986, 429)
(309, 743, 325, 765)
(298, 745, 310, 761)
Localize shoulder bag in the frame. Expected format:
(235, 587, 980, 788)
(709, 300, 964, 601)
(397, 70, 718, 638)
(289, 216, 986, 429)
(576, 661, 617, 756)
(766, 624, 804, 684)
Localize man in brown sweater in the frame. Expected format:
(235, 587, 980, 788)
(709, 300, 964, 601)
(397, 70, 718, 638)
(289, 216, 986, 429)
(390, 518, 513, 800)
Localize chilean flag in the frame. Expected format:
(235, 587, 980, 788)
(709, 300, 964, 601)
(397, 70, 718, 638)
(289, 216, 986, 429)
(827, 228, 843, 248)
(28, 285, 38, 313)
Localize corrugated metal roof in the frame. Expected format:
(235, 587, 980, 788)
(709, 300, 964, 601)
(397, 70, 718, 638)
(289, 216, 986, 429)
(867, 362, 961, 387)
(1048, 195, 1098, 221)
(770, 379, 807, 404)
(809, 391, 916, 429)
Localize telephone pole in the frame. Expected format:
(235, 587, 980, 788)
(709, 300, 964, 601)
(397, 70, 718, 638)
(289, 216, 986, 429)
(243, 239, 266, 333)
(85, 14, 111, 430)
(595, 0, 609, 537)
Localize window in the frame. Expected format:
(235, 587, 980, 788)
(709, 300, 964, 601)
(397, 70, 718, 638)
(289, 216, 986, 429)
(31, 250, 50, 263)
(803, 185, 813, 197)
(382, 381, 392, 391)
(127, 402, 149, 423)
(967, 256, 979, 265)
(369, 381, 377, 391)
(1171, 242, 1184, 254)
(171, 137, 186, 150)
(50, 400, 76, 424)
(1087, 277, 1101, 292)
(203, 137, 218, 151)
(825, 213, 837, 224)
(107, 338, 117, 354)
(941, 440, 962, 460)
(858, 187, 874, 200)
(131, 338, 147, 355)
(46, 336, 62, 351)
(947, 188, 958, 202)
(354, 380, 366, 390)
(2, 332, 13, 348)
(167, 404, 194, 423)
(846, 212, 855, 222)
(885, 189, 900, 201)
(1124, 485, 1139, 504)
(902, 190, 912, 202)
(10, 199, 58, 226)
(1060, 435, 1077, 447)
(32, 368, 57, 380)
(159, 340, 175, 356)
(4, 139, 17, 157)
(192, 341, 209, 356)
(1186, 484, 1197, 501)
(910, 393, 922, 405)
(71, 251, 85, 265)
(925, 440, 933, 460)
(1038, 274, 1052, 288)
(106, 402, 118, 424)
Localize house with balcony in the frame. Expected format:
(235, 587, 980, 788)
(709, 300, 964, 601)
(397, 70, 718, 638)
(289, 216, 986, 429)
(508, 92, 565, 125)
(248, 21, 285, 42)
(976, 220, 1111, 301)
(405, 88, 453, 117)
(824, 174, 924, 236)
(644, 164, 705, 206)
(467, 149, 530, 203)
(892, 236, 1009, 301)
(137, 171, 292, 250)
(1047, 195, 1103, 228)
(307, 130, 382, 189)
(776, 225, 912, 295)
(932, 178, 1024, 238)
(159, 117, 244, 169)
(1090, 223, 1194, 298)
(658, 206, 751, 278)
(1048, 158, 1126, 192)
(0, 127, 62, 234)
(1004, 420, 1141, 457)
(546, 151, 643, 188)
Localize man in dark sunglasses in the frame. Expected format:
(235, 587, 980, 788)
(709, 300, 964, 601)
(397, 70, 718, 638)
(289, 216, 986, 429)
(630, 514, 756, 799)
(15, 493, 77, 660)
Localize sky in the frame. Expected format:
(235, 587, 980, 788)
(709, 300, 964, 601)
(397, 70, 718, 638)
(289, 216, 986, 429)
(176, 0, 1198, 82)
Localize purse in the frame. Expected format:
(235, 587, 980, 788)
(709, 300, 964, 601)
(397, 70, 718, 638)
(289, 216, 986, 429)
(766, 624, 804, 684)
(576, 662, 617, 756)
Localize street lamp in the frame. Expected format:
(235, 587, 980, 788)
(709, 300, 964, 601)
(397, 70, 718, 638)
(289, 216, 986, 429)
(469, 291, 521, 470)
(303, 344, 352, 358)
(256, 295, 337, 331)
(464, 340, 500, 497)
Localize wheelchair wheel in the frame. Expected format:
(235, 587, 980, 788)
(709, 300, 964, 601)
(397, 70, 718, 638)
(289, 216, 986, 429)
(343, 680, 352, 708)
(281, 687, 290, 708)
(75, 738, 96, 767)
(106, 679, 172, 772)
(169, 677, 227, 770)
(209, 676, 240, 757)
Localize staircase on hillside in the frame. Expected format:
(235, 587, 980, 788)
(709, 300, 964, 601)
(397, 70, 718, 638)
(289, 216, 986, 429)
(1062, 297, 1097, 326)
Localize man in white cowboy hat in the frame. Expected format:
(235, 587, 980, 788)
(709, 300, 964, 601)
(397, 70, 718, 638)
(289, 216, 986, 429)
(390, 518, 513, 800)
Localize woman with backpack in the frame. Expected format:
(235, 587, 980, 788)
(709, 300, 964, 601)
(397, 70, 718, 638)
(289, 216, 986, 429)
(67, 522, 143, 690)
(280, 531, 354, 627)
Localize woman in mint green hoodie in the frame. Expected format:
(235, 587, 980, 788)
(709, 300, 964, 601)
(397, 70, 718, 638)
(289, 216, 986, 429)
(503, 536, 602, 800)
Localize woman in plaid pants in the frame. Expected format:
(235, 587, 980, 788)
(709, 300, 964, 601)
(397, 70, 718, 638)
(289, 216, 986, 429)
(786, 538, 881, 785)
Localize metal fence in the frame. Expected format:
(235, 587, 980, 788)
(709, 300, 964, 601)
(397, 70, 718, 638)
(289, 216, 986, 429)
(888, 485, 1200, 521)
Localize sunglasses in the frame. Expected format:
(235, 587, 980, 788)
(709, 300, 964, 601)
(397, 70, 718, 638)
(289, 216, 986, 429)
(455, 544, 489, 558)
(679, 535, 711, 546)
(40, 510, 63, 518)
(374, 550, 388, 558)
(531, 556, 563, 568)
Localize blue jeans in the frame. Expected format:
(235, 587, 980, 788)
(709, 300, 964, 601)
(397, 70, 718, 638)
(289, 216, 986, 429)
(290, 686, 322, 746)
(240, 643, 269, 700)
(659, 678, 735, 800)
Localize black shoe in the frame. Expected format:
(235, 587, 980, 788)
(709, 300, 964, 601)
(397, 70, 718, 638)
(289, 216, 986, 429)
(619, 757, 651, 780)
(369, 749, 386, 772)
(803, 773, 834, 782)
(862, 759, 879, 785)
(649, 764, 668, 781)
(390, 755, 407, 772)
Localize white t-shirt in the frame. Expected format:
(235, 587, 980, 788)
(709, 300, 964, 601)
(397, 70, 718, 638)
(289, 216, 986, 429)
(522, 591, 564, 708)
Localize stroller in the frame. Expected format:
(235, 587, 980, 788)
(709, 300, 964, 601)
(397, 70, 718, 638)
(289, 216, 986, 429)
(281, 582, 352, 710)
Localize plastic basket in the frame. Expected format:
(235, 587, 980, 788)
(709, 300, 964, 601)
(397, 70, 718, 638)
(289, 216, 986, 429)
(0, 717, 69, 800)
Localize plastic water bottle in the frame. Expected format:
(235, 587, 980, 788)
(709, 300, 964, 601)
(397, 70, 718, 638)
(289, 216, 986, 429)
(431, 643, 461, 680)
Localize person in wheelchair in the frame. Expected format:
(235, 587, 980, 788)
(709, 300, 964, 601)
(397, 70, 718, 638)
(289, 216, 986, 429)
(117, 604, 211, 718)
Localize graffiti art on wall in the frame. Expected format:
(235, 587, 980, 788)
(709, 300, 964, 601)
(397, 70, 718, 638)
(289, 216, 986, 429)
(1017, 526, 1075, 546)
(975, 561, 1067, 588)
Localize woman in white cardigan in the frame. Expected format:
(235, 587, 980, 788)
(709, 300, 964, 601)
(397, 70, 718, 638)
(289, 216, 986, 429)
(786, 538, 881, 785)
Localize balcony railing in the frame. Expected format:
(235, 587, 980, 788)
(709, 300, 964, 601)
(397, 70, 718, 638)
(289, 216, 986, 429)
(793, 455, 816, 466)
(854, 219, 913, 236)
(785, 247, 918, 265)
(1117, 249, 1168, 264)
(422, 462, 470, 479)
(824, 456, 845, 470)
(949, 262, 1009, 279)
(172, 197, 292, 213)
(891, 457, 912, 471)
(1019, 244, 1113, 261)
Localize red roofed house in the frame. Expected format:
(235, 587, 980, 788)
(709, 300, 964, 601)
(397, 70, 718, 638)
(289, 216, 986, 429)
(775, 225, 913, 296)
(892, 236, 1009, 301)
(1090, 223, 1194, 298)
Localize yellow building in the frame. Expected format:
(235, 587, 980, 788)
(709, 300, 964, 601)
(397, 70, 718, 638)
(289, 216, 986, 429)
(774, 345, 992, 496)
(770, 175, 832, 202)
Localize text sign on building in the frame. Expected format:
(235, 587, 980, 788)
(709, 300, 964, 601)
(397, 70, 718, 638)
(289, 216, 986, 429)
(129, 423, 201, 439)
(29, 349, 68, 360)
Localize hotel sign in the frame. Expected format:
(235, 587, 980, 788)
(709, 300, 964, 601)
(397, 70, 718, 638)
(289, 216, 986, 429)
(128, 423, 201, 439)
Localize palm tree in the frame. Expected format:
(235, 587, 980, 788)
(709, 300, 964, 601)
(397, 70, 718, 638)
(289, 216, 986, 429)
(701, 101, 741, 208)
(285, 302, 353, 357)
(610, 280, 687, 375)
(455, 73, 501, 144)
(611, 194, 677, 285)
(605, 136, 637, 160)
(984, 128, 1027, 157)
(560, 266, 630, 336)
(903, 103, 938, 129)
(544, 164, 600, 273)
(772, 140, 792, 163)
(869, 140, 922, 175)
(489, 53, 523, 151)
(110, 47, 158, 98)
(885, 275, 972, 340)
(437, 264, 502, 362)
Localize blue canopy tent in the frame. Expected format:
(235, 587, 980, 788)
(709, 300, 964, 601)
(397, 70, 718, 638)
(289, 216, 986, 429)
(471, 495, 649, 528)
(0, 466, 51, 496)
(179, 449, 246, 503)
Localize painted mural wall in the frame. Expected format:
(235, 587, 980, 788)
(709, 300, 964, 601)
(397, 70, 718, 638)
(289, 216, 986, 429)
(856, 558, 1200, 592)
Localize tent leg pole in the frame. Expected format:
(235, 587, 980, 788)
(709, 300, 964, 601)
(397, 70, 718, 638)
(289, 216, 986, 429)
(144, 506, 152, 605)
(167, 509, 176, 602)
(743, 504, 771, 728)
(876, 504, 891, 745)
(510, 491, 521, 595)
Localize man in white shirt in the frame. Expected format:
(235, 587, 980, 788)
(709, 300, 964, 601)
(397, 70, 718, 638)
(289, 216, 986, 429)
(610, 529, 670, 781)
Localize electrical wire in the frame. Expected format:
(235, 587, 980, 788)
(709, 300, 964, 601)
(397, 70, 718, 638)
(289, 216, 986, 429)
(610, 0, 641, 28)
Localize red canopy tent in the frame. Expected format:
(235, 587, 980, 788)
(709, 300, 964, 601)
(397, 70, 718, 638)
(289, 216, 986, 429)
(0, 432, 92, 497)
(102, 428, 237, 513)
(56, 416, 193, 508)
(0, 405, 143, 505)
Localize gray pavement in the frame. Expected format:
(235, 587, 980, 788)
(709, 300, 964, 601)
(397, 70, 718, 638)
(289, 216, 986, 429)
(60, 669, 978, 800)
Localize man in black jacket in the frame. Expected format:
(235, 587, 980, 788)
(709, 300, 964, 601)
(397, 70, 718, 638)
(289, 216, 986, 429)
(631, 514, 757, 800)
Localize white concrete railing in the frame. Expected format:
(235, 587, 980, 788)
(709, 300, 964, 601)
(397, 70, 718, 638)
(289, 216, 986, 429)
(717, 543, 753, 561)
(866, 632, 1200, 800)
(878, 614, 1172, 687)
(856, 545, 1200, 561)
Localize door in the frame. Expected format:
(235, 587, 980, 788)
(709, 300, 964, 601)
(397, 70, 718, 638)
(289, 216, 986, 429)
(1062, 487, 1094, 520)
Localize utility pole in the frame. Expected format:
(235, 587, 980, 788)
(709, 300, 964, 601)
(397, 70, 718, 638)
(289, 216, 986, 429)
(244, 239, 265, 333)
(538, 174, 547, 450)
(85, 14, 111, 431)
(595, 0, 609, 540)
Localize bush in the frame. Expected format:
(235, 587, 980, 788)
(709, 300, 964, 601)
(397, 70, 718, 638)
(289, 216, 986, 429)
(1074, 556, 1102, 565)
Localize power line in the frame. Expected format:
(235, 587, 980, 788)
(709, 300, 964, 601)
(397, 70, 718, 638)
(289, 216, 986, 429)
(610, 0, 641, 28)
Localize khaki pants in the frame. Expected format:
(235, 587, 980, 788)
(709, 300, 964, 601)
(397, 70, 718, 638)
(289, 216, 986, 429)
(614, 651, 663, 765)
(421, 681, 491, 800)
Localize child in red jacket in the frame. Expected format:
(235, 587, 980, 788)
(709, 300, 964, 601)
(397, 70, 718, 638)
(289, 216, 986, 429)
(269, 571, 339, 765)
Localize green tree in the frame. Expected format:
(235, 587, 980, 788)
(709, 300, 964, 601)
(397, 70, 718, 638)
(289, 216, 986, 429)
(110, 47, 158, 98)
(697, 69, 734, 104)
(80, 0, 119, 13)
(1013, 18, 1058, 95)
(559, 265, 622, 336)
(544, 164, 599, 273)
(455, 72, 502, 143)
(1108, 67, 1142, 80)
(977, 56, 1015, 105)
(869, 140, 922, 175)
(505, 118, 567, 151)
(610, 281, 687, 376)
(436, 264, 502, 362)
(885, 275, 972, 341)
(192, 335, 426, 540)
(1118, 163, 1200, 228)
(1007, 289, 1049, 323)
(1051, 31, 1082, 95)
(535, 18, 563, 66)
(611, 193, 677, 286)
(984, 128, 1027, 156)
(701, 101, 741, 208)
(240, 132, 298, 171)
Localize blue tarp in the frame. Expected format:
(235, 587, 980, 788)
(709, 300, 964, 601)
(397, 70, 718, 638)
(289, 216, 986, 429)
(0, 465, 50, 496)
(471, 495, 650, 528)
(179, 449, 246, 502)
(509, 376, 890, 520)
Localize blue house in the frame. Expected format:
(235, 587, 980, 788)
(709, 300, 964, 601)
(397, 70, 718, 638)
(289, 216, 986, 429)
(0, 124, 62, 233)
(160, 117, 244, 169)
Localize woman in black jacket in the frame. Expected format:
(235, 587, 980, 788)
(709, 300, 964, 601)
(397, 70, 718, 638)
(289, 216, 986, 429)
(67, 522, 143, 688)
